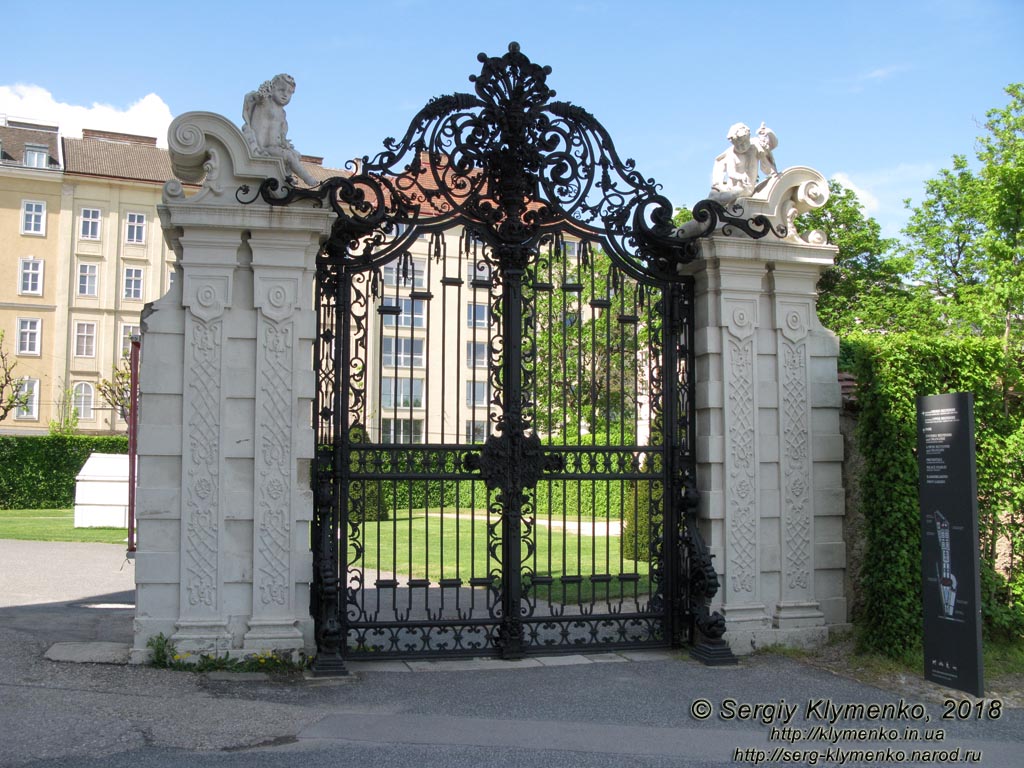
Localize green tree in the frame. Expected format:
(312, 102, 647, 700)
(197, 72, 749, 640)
(531, 238, 646, 440)
(796, 179, 935, 335)
(98, 357, 132, 428)
(903, 83, 1024, 350)
(0, 330, 30, 422)
(903, 156, 990, 334)
(977, 83, 1024, 352)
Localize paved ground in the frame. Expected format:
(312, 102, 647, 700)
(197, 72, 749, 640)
(1, 539, 1022, 768)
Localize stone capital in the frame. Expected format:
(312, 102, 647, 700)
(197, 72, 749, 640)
(183, 270, 233, 323)
(254, 273, 300, 322)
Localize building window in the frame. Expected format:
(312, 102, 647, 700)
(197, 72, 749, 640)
(19, 258, 43, 296)
(21, 200, 45, 235)
(80, 208, 101, 240)
(466, 260, 491, 288)
(123, 267, 144, 300)
(126, 212, 146, 244)
(15, 379, 39, 420)
(381, 418, 423, 444)
(465, 420, 488, 443)
(382, 377, 424, 409)
(467, 341, 488, 369)
(121, 324, 140, 357)
(466, 302, 488, 329)
(75, 322, 96, 357)
(382, 297, 425, 328)
(73, 382, 95, 420)
(17, 318, 40, 355)
(562, 239, 579, 258)
(78, 263, 98, 297)
(23, 145, 48, 168)
(466, 380, 489, 408)
(382, 258, 426, 289)
(381, 337, 424, 368)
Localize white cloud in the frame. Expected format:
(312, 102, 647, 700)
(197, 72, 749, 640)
(832, 172, 881, 213)
(831, 163, 938, 239)
(0, 85, 173, 147)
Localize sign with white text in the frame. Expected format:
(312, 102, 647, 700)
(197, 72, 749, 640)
(917, 392, 983, 697)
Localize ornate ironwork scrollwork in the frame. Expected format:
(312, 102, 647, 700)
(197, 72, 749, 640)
(239, 42, 780, 284)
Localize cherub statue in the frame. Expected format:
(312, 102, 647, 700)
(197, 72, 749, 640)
(241, 73, 318, 187)
(708, 122, 779, 205)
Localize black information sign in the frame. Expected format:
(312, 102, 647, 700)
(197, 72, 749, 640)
(917, 392, 983, 697)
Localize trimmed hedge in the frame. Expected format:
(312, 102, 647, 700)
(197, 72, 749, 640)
(0, 435, 129, 510)
(848, 333, 1024, 655)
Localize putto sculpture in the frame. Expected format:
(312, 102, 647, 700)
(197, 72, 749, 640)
(241, 73, 318, 187)
(709, 122, 778, 204)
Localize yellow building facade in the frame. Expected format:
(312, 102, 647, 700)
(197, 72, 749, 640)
(0, 120, 64, 431)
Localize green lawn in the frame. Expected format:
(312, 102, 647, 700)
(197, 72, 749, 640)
(353, 510, 652, 604)
(0, 509, 129, 544)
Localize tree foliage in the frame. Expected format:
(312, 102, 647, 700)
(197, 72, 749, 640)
(903, 83, 1024, 349)
(796, 180, 936, 335)
(98, 358, 132, 429)
(0, 330, 30, 423)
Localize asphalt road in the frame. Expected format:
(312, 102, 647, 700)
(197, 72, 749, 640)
(1, 539, 1021, 768)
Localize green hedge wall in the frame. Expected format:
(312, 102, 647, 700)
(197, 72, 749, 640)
(0, 435, 129, 510)
(848, 333, 1024, 655)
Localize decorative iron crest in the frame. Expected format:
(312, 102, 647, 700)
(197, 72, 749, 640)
(238, 42, 778, 282)
(464, 428, 564, 498)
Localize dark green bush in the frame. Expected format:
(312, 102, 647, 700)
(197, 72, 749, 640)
(621, 478, 654, 562)
(849, 333, 1024, 655)
(0, 435, 129, 509)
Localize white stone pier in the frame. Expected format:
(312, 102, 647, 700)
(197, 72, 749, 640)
(684, 168, 847, 653)
(130, 112, 332, 662)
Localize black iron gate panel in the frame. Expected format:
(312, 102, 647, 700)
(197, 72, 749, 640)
(242, 43, 782, 674)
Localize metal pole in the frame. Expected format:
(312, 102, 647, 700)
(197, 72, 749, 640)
(127, 337, 140, 555)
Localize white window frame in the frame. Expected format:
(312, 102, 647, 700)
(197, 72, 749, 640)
(14, 379, 39, 420)
(121, 324, 140, 358)
(381, 376, 425, 409)
(18, 258, 43, 296)
(467, 341, 488, 369)
(466, 302, 488, 329)
(23, 145, 48, 168)
(77, 262, 98, 297)
(80, 208, 101, 240)
(21, 200, 45, 236)
(465, 420, 488, 443)
(126, 212, 146, 244)
(123, 267, 144, 300)
(75, 321, 97, 358)
(382, 258, 426, 289)
(380, 417, 424, 444)
(73, 382, 95, 420)
(382, 297, 425, 328)
(466, 260, 491, 288)
(17, 318, 41, 356)
(381, 337, 424, 368)
(466, 380, 489, 408)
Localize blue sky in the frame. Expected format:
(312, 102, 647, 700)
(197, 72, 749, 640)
(2, 0, 1020, 238)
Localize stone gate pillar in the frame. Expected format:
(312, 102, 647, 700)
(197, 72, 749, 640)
(130, 113, 333, 661)
(684, 168, 847, 653)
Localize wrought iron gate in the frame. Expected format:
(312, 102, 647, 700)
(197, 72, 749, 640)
(244, 43, 776, 674)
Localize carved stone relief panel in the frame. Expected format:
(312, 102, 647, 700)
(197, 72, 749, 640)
(723, 298, 758, 596)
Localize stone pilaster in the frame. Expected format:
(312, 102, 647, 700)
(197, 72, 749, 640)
(244, 232, 319, 652)
(770, 262, 825, 628)
(172, 230, 237, 653)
